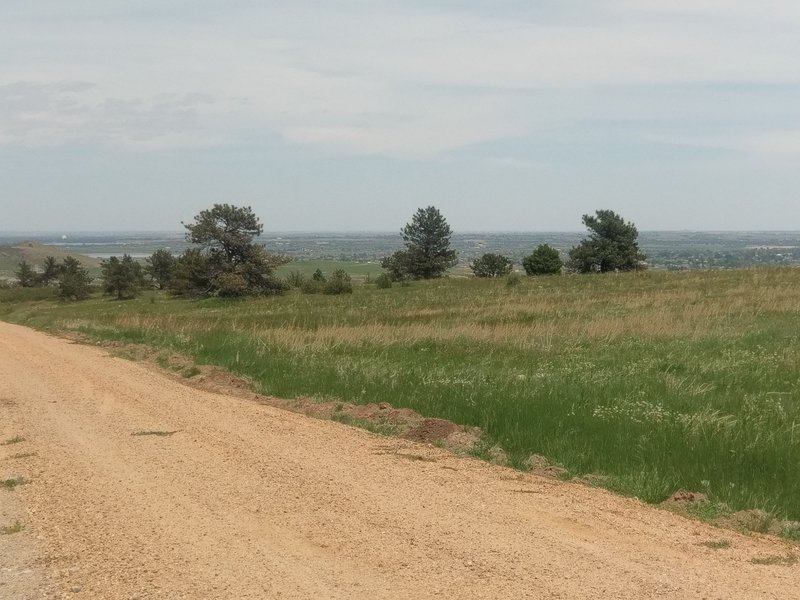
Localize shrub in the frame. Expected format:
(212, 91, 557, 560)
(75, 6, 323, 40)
(470, 253, 513, 278)
(380, 251, 410, 282)
(323, 269, 353, 295)
(301, 279, 323, 294)
(374, 273, 393, 289)
(214, 271, 249, 297)
(523, 244, 563, 276)
(285, 270, 307, 288)
(312, 268, 326, 283)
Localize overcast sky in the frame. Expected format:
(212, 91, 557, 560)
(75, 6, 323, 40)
(2, 1, 800, 232)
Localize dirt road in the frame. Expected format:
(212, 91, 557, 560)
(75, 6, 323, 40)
(1, 321, 798, 599)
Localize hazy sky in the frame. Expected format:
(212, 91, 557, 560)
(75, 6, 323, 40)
(2, 1, 800, 232)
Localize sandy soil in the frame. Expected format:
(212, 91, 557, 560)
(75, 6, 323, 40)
(0, 320, 798, 599)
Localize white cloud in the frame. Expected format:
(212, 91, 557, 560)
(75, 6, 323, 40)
(1, 2, 800, 157)
(640, 129, 800, 161)
(609, 0, 800, 22)
(744, 131, 800, 160)
(483, 157, 550, 170)
(0, 82, 220, 148)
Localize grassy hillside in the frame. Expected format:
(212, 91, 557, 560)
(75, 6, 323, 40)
(275, 259, 473, 281)
(0, 242, 102, 280)
(2, 268, 800, 521)
(275, 259, 384, 281)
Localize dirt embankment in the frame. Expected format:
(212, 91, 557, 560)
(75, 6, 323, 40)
(1, 321, 798, 599)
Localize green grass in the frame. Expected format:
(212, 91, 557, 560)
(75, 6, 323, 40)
(182, 366, 202, 378)
(330, 411, 400, 436)
(0, 287, 58, 303)
(701, 539, 731, 550)
(3, 268, 800, 519)
(6, 452, 36, 460)
(0, 436, 25, 446)
(0, 477, 29, 490)
(750, 553, 798, 566)
(780, 522, 800, 541)
(0, 521, 24, 535)
(276, 260, 383, 282)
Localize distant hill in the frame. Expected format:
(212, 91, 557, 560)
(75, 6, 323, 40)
(0, 242, 102, 280)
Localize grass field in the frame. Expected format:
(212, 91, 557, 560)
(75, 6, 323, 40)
(2, 268, 800, 521)
(275, 260, 384, 281)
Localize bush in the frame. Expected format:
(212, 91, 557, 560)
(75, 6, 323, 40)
(374, 273, 392, 289)
(301, 279, 323, 294)
(470, 253, 513, 278)
(380, 251, 409, 282)
(523, 244, 563, 276)
(214, 272, 249, 297)
(323, 269, 353, 295)
(285, 270, 307, 288)
(312, 268, 326, 283)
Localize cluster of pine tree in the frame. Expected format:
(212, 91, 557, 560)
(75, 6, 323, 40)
(16, 256, 93, 300)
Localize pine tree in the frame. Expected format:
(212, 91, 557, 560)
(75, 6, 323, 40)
(382, 206, 457, 280)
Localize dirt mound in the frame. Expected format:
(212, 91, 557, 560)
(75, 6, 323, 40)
(403, 418, 460, 443)
(348, 402, 423, 426)
(278, 399, 485, 455)
(193, 366, 252, 393)
(720, 510, 782, 535)
(661, 490, 708, 506)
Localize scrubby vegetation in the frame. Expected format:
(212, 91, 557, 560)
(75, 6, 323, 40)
(470, 253, 513, 278)
(522, 244, 563, 276)
(3, 267, 800, 522)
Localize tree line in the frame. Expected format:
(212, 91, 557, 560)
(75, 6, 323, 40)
(383, 206, 645, 280)
(14, 204, 646, 300)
